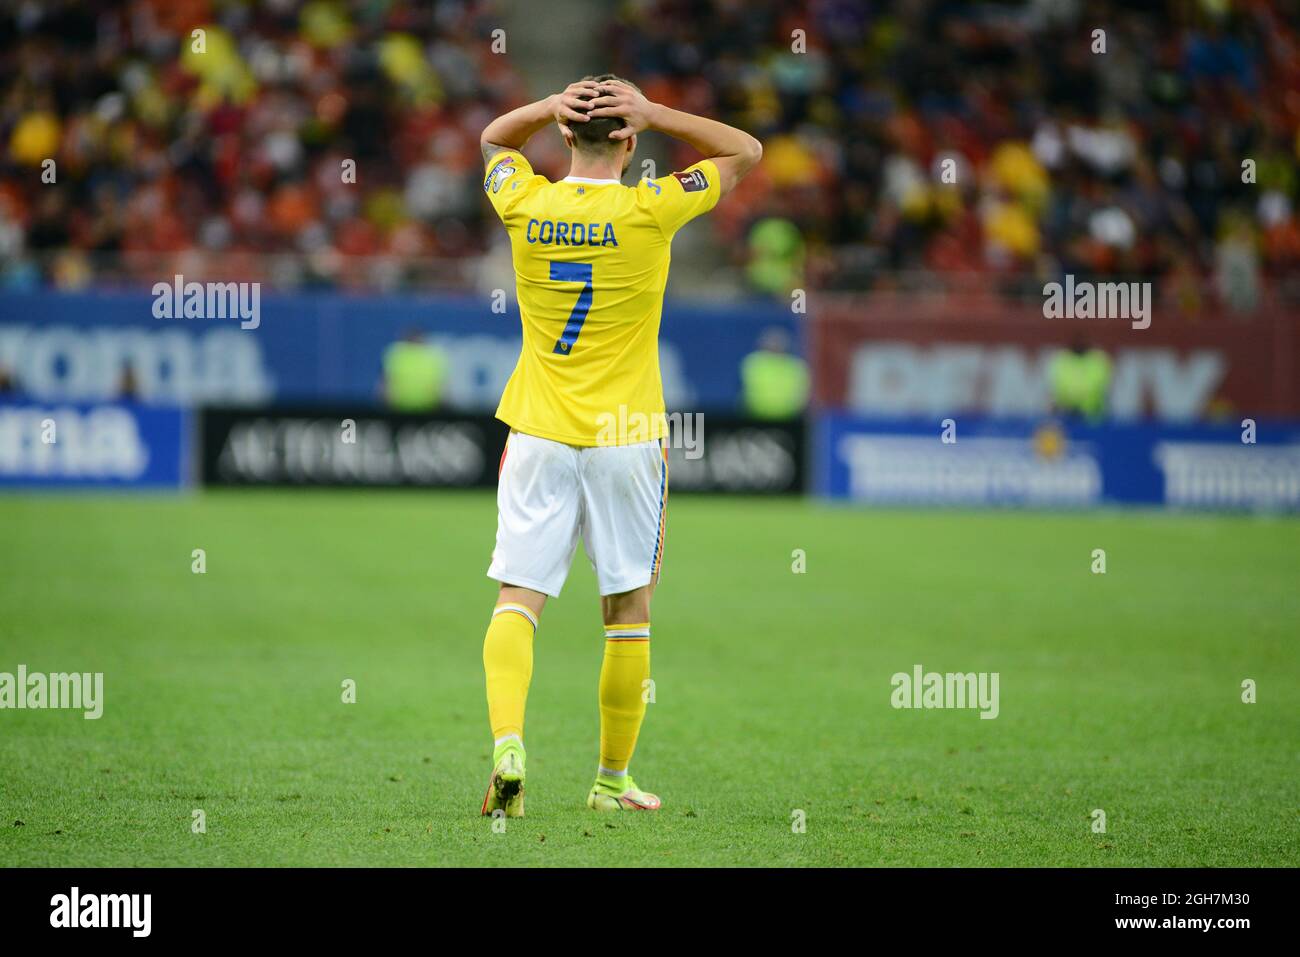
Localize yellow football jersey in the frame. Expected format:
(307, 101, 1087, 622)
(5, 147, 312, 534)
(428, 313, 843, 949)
(483, 149, 720, 446)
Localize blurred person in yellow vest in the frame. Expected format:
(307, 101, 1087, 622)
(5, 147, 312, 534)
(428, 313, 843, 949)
(1049, 339, 1112, 422)
(382, 329, 448, 411)
(741, 327, 809, 420)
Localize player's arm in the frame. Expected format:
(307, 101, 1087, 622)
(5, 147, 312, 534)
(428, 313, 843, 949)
(480, 80, 601, 160)
(586, 81, 762, 197)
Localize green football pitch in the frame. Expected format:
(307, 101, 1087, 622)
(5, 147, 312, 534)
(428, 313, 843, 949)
(1, 491, 1296, 867)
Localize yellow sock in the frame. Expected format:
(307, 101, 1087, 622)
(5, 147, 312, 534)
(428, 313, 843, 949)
(483, 604, 537, 741)
(598, 623, 651, 773)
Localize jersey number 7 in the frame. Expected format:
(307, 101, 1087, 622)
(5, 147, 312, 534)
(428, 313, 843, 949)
(549, 261, 593, 355)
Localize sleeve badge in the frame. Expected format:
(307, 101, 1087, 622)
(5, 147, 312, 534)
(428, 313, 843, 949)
(485, 157, 518, 194)
(672, 168, 709, 193)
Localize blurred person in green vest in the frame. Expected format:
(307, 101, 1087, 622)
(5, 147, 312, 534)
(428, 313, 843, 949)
(382, 329, 448, 411)
(1049, 339, 1112, 422)
(741, 327, 809, 420)
(746, 217, 805, 296)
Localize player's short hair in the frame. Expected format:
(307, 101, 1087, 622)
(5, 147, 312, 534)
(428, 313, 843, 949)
(568, 73, 641, 153)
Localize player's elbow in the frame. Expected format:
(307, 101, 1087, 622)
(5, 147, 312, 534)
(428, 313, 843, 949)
(739, 134, 763, 176)
(717, 136, 762, 196)
(481, 132, 509, 160)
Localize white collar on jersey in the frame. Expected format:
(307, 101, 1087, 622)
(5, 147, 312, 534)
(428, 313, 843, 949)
(562, 175, 621, 185)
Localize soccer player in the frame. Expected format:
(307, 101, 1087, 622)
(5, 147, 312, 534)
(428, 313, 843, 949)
(477, 75, 761, 815)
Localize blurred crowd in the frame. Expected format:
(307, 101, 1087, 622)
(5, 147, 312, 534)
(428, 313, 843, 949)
(0, 0, 528, 291)
(1, 0, 1298, 309)
(607, 0, 1300, 307)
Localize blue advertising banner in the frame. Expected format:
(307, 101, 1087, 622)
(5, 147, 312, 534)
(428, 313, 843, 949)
(0, 291, 793, 413)
(814, 413, 1300, 511)
(0, 401, 190, 489)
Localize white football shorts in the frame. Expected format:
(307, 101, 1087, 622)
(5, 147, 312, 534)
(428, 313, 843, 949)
(487, 430, 668, 598)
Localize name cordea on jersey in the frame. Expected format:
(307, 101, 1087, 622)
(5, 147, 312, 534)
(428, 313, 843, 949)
(50, 887, 150, 937)
(526, 219, 619, 247)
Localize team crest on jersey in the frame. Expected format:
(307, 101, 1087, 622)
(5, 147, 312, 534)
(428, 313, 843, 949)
(673, 168, 709, 192)
(484, 156, 517, 194)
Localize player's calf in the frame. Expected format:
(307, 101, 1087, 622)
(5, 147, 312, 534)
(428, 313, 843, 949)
(591, 595, 658, 810)
(480, 586, 545, 817)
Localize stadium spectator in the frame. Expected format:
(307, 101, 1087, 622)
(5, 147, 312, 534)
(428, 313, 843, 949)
(116, 360, 140, 401)
(1215, 213, 1262, 313)
(382, 329, 448, 411)
(1049, 339, 1112, 423)
(740, 327, 809, 420)
(746, 216, 804, 295)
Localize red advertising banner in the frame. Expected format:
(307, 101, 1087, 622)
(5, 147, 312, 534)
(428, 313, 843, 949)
(810, 292, 1299, 421)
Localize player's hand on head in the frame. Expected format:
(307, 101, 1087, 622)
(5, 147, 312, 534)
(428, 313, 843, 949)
(551, 80, 600, 128)
(586, 81, 656, 141)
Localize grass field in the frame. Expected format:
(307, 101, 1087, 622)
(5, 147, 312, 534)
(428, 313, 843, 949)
(0, 490, 1296, 867)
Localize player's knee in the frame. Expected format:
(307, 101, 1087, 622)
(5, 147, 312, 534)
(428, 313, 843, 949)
(497, 583, 547, 621)
(602, 585, 652, 627)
